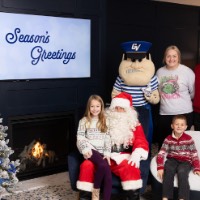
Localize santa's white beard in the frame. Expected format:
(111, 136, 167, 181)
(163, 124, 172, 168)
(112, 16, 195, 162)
(106, 108, 139, 148)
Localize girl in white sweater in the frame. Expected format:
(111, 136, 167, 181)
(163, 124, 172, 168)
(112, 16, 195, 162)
(76, 95, 112, 200)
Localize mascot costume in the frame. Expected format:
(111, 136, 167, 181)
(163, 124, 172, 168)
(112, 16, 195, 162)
(112, 41, 159, 144)
(112, 41, 160, 193)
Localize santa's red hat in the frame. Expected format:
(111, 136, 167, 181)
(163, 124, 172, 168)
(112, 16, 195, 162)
(110, 92, 132, 109)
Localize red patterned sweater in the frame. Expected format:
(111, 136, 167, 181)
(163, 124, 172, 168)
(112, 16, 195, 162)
(157, 132, 200, 172)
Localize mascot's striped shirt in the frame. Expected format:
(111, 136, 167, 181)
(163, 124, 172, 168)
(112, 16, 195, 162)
(113, 75, 159, 107)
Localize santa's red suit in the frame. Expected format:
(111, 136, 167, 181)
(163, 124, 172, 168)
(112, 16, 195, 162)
(77, 92, 149, 192)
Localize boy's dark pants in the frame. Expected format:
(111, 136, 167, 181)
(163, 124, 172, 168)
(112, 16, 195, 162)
(163, 158, 191, 200)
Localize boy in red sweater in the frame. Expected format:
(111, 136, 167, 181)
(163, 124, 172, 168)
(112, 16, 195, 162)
(156, 115, 200, 200)
(193, 64, 200, 131)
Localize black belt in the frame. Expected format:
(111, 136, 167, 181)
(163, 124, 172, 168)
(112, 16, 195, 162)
(111, 144, 132, 153)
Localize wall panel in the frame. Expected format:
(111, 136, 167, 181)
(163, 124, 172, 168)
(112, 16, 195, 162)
(0, 0, 107, 136)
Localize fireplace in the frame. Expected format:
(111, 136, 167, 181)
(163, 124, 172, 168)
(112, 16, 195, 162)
(8, 112, 75, 180)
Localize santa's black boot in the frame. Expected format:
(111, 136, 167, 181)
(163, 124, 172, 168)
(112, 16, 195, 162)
(79, 190, 91, 200)
(125, 189, 140, 200)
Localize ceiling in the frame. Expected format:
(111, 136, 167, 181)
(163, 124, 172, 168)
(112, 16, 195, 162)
(153, 0, 200, 7)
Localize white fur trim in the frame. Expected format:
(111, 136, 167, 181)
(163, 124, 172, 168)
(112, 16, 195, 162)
(110, 98, 130, 109)
(76, 181, 93, 192)
(111, 153, 130, 164)
(122, 179, 142, 190)
(134, 148, 149, 160)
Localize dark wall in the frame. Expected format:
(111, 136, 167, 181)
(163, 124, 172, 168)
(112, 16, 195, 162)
(0, 0, 107, 132)
(1, 0, 200, 140)
(105, 0, 200, 102)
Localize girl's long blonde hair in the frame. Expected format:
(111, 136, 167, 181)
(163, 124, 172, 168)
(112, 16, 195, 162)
(84, 94, 107, 132)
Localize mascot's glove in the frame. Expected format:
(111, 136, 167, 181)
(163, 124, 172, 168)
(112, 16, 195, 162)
(128, 152, 141, 168)
(145, 90, 160, 104)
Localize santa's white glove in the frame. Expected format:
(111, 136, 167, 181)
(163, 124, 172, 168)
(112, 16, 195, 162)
(128, 152, 141, 168)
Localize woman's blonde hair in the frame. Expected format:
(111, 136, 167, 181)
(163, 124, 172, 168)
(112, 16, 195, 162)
(84, 94, 107, 132)
(162, 45, 181, 64)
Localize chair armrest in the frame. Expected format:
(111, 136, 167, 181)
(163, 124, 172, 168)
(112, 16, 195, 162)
(67, 151, 83, 191)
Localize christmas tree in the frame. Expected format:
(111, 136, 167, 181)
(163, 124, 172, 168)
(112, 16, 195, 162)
(0, 118, 20, 193)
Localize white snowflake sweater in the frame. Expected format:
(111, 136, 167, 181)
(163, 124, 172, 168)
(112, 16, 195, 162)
(76, 117, 111, 157)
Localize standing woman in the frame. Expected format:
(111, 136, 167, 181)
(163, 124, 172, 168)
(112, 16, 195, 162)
(156, 45, 195, 147)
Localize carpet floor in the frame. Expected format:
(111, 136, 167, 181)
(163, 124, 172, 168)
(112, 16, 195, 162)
(0, 172, 153, 200)
(1, 172, 78, 200)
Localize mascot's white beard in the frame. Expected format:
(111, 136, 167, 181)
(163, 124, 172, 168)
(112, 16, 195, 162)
(106, 108, 139, 148)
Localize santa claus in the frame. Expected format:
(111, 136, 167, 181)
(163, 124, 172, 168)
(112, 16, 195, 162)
(77, 92, 149, 200)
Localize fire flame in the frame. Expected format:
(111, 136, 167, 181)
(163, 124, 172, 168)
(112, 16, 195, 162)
(32, 142, 44, 159)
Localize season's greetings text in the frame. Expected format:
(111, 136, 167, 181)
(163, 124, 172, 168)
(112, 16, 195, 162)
(5, 28, 76, 65)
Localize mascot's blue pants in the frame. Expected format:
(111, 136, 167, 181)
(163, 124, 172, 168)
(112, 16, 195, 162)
(135, 103, 153, 194)
(135, 103, 153, 148)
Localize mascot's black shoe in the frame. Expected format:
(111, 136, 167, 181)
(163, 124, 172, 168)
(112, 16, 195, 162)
(79, 190, 91, 200)
(125, 189, 140, 200)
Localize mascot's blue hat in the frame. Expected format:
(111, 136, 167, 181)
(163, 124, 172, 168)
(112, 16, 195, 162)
(121, 41, 152, 53)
